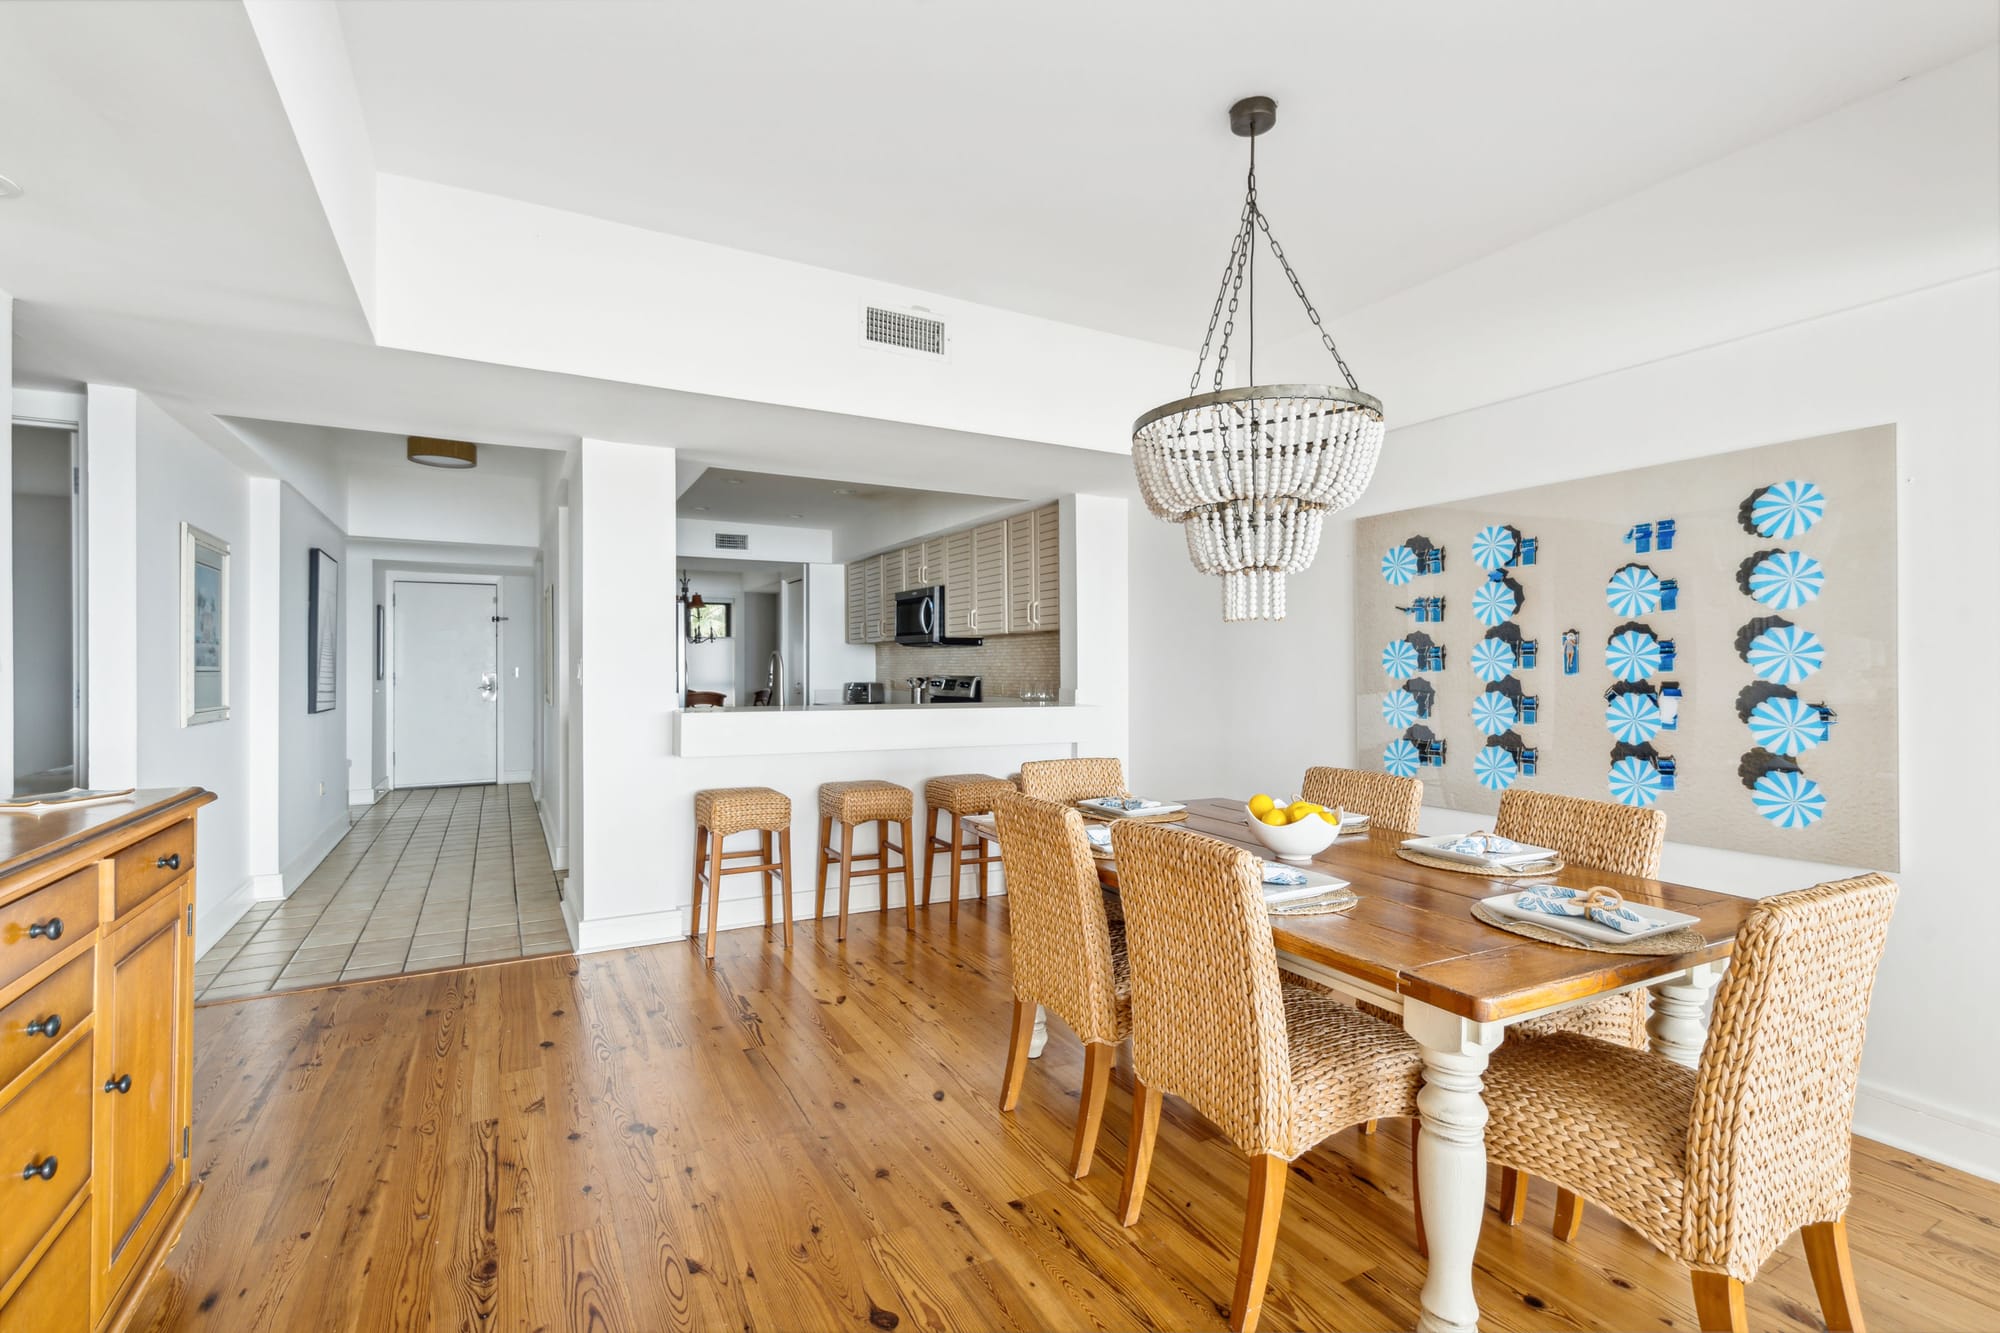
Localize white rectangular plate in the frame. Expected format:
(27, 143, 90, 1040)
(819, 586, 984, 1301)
(1263, 868, 1350, 902)
(1402, 833, 1558, 869)
(1481, 892, 1700, 944)
(1076, 797, 1187, 818)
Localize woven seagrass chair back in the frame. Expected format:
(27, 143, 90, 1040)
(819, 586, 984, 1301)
(1017, 757, 1128, 804)
(991, 792, 1123, 1045)
(1110, 821, 1296, 1157)
(1495, 788, 1665, 878)
(1300, 767, 1423, 832)
(1683, 872, 1898, 1279)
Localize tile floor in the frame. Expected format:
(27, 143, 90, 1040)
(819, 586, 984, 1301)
(195, 783, 569, 1001)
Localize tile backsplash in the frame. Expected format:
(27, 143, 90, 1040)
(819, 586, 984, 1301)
(874, 633, 1061, 700)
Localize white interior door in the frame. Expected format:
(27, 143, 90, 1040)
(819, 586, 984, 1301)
(393, 581, 498, 787)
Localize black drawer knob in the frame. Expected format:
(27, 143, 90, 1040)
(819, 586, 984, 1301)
(20, 1156, 56, 1182)
(26, 918, 62, 941)
(24, 1014, 60, 1039)
(156, 853, 181, 871)
(104, 1074, 132, 1095)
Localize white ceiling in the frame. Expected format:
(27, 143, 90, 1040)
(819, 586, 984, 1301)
(338, 0, 1998, 342)
(679, 467, 1014, 528)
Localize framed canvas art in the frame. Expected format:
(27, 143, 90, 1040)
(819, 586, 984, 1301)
(308, 548, 339, 713)
(181, 523, 231, 726)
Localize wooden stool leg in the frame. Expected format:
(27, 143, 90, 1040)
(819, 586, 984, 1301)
(761, 829, 774, 932)
(1499, 1165, 1528, 1225)
(837, 820, 855, 941)
(1690, 1272, 1748, 1333)
(1231, 1154, 1289, 1333)
(1802, 1217, 1864, 1333)
(975, 824, 990, 900)
(921, 805, 938, 908)
(999, 997, 1035, 1112)
(703, 828, 724, 960)
(1070, 1042, 1114, 1178)
(689, 824, 708, 943)
(1553, 1186, 1585, 1242)
(900, 816, 916, 931)
(777, 827, 795, 949)
(947, 811, 964, 923)
(815, 815, 831, 921)
(1118, 1079, 1163, 1226)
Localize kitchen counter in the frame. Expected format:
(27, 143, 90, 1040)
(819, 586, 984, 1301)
(685, 697, 1055, 714)
(674, 700, 1099, 758)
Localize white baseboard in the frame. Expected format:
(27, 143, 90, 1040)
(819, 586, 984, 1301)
(567, 901, 684, 954)
(280, 811, 352, 896)
(348, 786, 378, 807)
(1854, 1081, 2000, 1184)
(195, 875, 259, 958)
(536, 793, 565, 871)
(502, 767, 532, 784)
(249, 872, 285, 901)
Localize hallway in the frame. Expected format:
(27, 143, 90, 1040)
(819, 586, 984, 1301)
(194, 784, 568, 1000)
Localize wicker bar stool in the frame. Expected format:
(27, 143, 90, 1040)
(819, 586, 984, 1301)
(689, 787, 794, 960)
(922, 774, 1015, 921)
(1017, 756, 1127, 804)
(1110, 820, 1425, 1333)
(1492, 787, 1667, 1239)
(1481, 873, 1898, 1332)
(815, 780, 916, 940)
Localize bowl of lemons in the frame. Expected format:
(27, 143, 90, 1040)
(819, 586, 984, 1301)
(1244, 794, 1344, 864)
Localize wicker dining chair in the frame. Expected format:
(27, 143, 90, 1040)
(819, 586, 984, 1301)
(1480, 873, 1898, 1332)
(1017, 757, 1128, 804)
(992, 792, 1131, 1178)
(1492, 787, 1668, 1238)
(1109, 821, 1423, 1333)
(1300, 766, 1423, 832)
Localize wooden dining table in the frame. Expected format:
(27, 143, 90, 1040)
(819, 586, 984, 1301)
(983, 797, 1758, 1333)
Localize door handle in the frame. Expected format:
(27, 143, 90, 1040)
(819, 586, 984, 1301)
(478, 673, 498, 700)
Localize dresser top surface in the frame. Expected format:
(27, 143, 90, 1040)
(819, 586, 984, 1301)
(0, 788, 215, 885)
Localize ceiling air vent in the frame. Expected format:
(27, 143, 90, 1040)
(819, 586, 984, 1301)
(714, 532, 750, 552)
(862, 304, 949, 359)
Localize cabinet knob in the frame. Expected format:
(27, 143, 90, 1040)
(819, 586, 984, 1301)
(20, 1156, 56, 1182)
(24, 1014, 60, 1039)
(156, 852, 181, 871)
(104, 1074, 132, 1095)
(25, 918, 61, 941)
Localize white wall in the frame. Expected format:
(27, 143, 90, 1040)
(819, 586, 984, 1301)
(0, 292, 13, 784)
(805, 562, 872, 703)
(498, 571, 535, 781)
(677, 517, 831, 564)
(277, 483, 348, 888)
(12, 485, 72, 778)
(84, 386, 138, 789)
(345, 458, 541, 547)
(681, 571, 741, 702)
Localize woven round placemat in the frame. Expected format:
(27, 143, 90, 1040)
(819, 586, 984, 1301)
(1076, 808, 1188, 825)
(1267, 888, 1360, 917)
(1395, 846, 1565, 879)
(1470, 900, 1706, 955)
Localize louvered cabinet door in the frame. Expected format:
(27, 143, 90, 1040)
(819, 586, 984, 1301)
(1006, 511, 1037, 633)
(846, 561, 868, 644)
(1032, 504, 1060, 629)
(971, 521, 1008, 635)
(876, 552, 903, 639)
(860, 559, 884, 644)
(943, 531, 975, 636)
(918, 537, 947, 588)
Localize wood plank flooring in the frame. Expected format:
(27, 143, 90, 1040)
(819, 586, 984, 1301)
(131, 901, 2000, 1331)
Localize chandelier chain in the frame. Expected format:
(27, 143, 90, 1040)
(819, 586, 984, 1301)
(1253, 208, 1361, 391)
(1188, 196, 1255, 397)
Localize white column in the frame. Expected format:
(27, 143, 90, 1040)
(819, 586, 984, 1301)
(1647, 962, 1726, 1068)
(84, 385, 140, 789)
(1405, 1000, 1505, 1333)
(241, 479, 283, 896)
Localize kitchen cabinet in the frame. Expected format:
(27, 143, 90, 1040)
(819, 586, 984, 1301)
(856, 559, 883, 645)
(915, 537, 946, 588)
(847, 502, 1060, 644)
(1006, 503, 1060, 632)
(845, 560, 868, 644)
(943, 530, 975, 637)
(945, 521, 1009, 636)
(875, 550, 903, 640)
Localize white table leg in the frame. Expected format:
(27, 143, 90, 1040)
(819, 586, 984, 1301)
(1029, 1004, 1048, 1058)
(1404, 1000, 1505, 1333)
(1646, 962, 1725, 1069)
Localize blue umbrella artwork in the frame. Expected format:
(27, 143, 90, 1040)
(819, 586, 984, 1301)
(1382, 639, 1419, 678)
(1605, 565, 1664, 617)
(1381, 688, 1421, 729)
(1381, 545, 1418, 586)
(1470, 525, 1517, 571)
(1752, 479, 1826, 540)
(1469, 638, 1515, 683)
(1605, 691, 1664, 745)
(1471, 580, 1518, 627)
(1748, 695, 1829, 756)
(1470, 690, 1518, 736)
(1745, 623, 1825, 685)
(1752, 768, 1827, 828)
(1473, 746, 1520, 792)
(1383, 738, 1420, 778)
(1748, 550, 1825, 611)
(1605, 629, 1663, 682)
(1608, 756, 1664, 808)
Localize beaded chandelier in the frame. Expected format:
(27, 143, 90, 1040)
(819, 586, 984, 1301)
(1132, 96, 1385, 621)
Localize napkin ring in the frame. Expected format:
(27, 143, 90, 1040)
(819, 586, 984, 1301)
(1575, 886, 1625, 915)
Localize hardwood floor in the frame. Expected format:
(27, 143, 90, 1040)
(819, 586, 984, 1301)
(132, 902, 2000, 1331)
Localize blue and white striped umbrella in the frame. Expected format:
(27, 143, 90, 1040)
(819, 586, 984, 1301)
(1470, 691, 1518, 736)
(1604, 629, 1663, 682)
(1748, 550, 1826, 611)
(1752, 480, 1826, 540)
(1471, 525, 1517, 571)
(1383, 738, 1420, 778)
(1607, 756, 1663, 808)
(1746, 623, 1825, 685)
(1605, 692, 1664, 745)
(1752, 768, 1827, 829)
(1381, 545, 1418, 586)
(1473, 746, 1519, 792)
(1381, 688, 1421, 729)
(1382, 639, 1419, 678)
(1605, 565, 1663, 617)
(1469, 638, 1516, 683)
(1471, 580, 1518, 628)
(1748, 695, 1828, 756)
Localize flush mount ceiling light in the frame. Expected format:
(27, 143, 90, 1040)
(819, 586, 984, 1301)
(1132, 95, 1385, 622)
(406, 436, 477, 469)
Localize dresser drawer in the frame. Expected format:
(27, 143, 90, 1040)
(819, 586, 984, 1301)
(0, 1196, 89, 1332)
(0, 1036, 92, 1291)
(112, 821, 194, 918)
(0, 952, 93, 1098)
(0, 871, 99, 995)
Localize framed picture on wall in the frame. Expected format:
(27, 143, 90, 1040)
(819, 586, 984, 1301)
(180, 522, 231, 726)
(374, 603, 385, 682)
(308, 548, 339, 713)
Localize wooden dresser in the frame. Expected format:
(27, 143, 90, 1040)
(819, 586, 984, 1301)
(0, 789, 214, 1332)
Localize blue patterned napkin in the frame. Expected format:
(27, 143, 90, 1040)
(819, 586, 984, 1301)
(1515, 886, 1649, 935)
(1262, 862, 1309, 886)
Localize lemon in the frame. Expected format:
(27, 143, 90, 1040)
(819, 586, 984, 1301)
(1259, 810, 1290, 827)
(1315, 808, 1342, 826)
(1248, 793, 1277, 818)
(1286, 801, 1320, 821)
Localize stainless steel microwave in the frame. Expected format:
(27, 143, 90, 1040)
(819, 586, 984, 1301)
(893, 585, 982, 647)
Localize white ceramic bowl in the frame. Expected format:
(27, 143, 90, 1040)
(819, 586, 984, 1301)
(1244, 802, 1342, 864)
